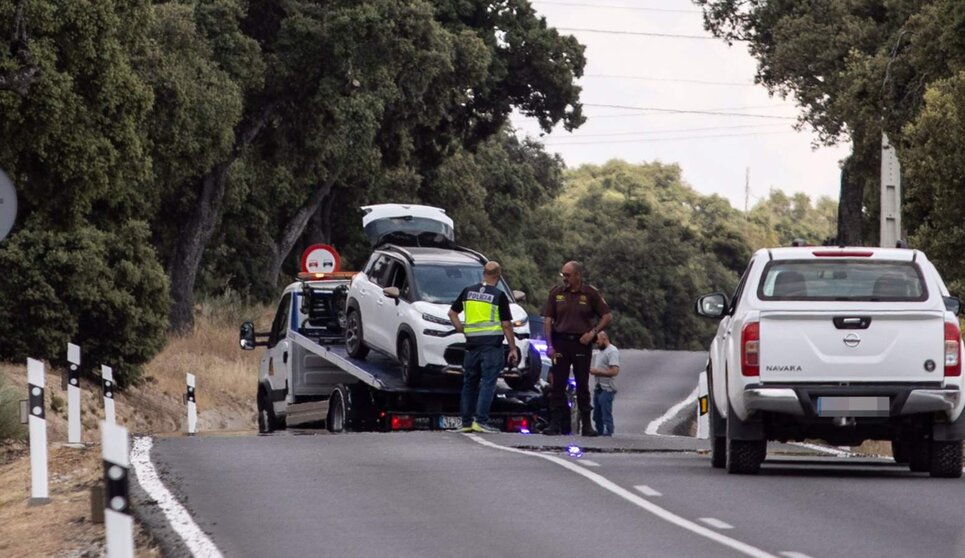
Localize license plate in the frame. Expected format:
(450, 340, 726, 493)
(816, 396, 889, 417)
(438, 416, 462, 430)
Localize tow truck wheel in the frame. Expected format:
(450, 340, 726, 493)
(345, 309, 369, 359)
(399, 336, 421, 387)
(327, 388, 346, 433)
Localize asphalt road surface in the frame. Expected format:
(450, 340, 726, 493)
(135, 350, 965, 558)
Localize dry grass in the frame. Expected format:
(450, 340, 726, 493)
(0, 297, 273, 556)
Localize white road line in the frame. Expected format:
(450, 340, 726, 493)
(465, 434, 778, 558)
(779, 552, 813, 558)
(645, 386, 698, 436)
(580, 459, 601, 467)
(699, 517, 734, 530)
(130, 437, 225, 558)
(789, 442, 852, 458)
(634, 484, 662, 497)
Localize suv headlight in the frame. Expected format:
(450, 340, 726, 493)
(512, 317, 529, 328)
(422, 313, 452, 326)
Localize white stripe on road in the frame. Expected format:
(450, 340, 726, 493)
(634, 485, 662, 497)
(779, 552, 814, 558)
(645, 386, 698, 436)
(789, 442, 851, 458)
(580, 459, 601, 467)
(130, 437, 225, 558)
(465, 434, 778, 558)
(699, 517, 734, 530)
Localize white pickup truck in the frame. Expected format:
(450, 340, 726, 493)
(696, 246, 964, 477)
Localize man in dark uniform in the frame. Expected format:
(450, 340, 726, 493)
(542, 261, 612, 436)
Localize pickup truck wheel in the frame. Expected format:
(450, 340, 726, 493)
(726, 438, 765, 475)
(327, 388, 346, 433)
(708, 388, 726, 469)
(929, 441, 963, 478)
(345, 309, 369, 359)
(909, 438, 931, 472)
(257, 390, 278, 434)
(399, 336, 421, 387)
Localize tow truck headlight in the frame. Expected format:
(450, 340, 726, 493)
(422, 313, 451, 326)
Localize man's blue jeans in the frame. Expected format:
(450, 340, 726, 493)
(592, 387, 615, 436)
(461, 344, 504, 426)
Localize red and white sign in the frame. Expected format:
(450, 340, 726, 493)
(300, 244, 341, 273)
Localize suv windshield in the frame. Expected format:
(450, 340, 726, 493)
(758, 260, 927, 301)
(412, 264, 511, 304)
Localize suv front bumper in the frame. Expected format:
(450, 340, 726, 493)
(744, 384, 961, 419)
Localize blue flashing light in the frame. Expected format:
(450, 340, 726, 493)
(568, 378, 577, 388)
(566, 445, 583, 458)
(519, 428, 531, 435)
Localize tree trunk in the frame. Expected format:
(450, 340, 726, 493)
(264, 176, 338, 287)
(0, 0, 39, 96)
(837, 158, 864, 246)
(167, 103, 275, 333)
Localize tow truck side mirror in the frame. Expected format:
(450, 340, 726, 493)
(695, 293, 728, 319)
(240, 321, 269, 350)
(944, 296, 962, 316)
(513, 290, 526, 302)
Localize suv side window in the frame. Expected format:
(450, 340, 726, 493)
(728, 260, 755, 315)
(367, 255, 392, 286)
(384, 261, 412, 300)
(268, 293, 292, 348)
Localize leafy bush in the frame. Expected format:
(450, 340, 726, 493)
(0, 221, 171, 386)
(0, 375, 26, 441)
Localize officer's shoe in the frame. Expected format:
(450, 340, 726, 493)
(541, 423, 562, 436)
(471, 421, 500, 434)
(581, 426, 599, 437)
(456, 424, 475, 433)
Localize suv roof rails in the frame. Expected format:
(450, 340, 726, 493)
(449, 244, 487, 265)
(380, 242, 487, 265)
(381, 244, 415, 264)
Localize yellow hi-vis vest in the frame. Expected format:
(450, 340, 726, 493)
(463, 285, 502, 337)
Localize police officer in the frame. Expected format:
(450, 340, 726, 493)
(449, 261, 519, 433)
(542, 261, 612, 436)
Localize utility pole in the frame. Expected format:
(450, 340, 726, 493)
(880, 133, 902, 247)
(744, 167, 750, 213)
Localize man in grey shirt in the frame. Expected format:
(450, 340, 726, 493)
(590, 332, 620, 436)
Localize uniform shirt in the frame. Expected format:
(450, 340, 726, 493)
(541, 284, 611, 335)
(451, 283, 512, 347)
(593, 344, 620, 391)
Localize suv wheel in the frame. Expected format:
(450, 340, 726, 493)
(929, 441, 963, 478)
(506, 345, 541, 391)
(399, 336, 421, 387)
(345, 309, 369, 359)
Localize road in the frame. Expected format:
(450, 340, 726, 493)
(134, 350, 965, 558)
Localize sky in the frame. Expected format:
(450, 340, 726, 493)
(510, 0, 853, 211)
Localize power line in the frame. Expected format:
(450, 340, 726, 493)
(584, 103, 797, 120)
(537, 123, 789, 139)
(582, 74, 756, 87)
(557, 27, 717, 39)
(532, 1, 701, 13)
(539, 130, 795, 145)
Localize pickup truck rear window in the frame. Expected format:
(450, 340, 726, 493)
(757, 260, 927, 302)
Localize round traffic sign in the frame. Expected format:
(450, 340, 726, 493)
(300, 244, 341, 273)
(0, 169, 17, 242)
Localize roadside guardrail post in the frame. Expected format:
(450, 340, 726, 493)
(67, 342, 82, 446)
(27, 358, 50, 505)
(186, 373, 197, 436)
(697, 371, 709, 440)
(101, 421, 134, 558)
(101, 365, 116, 424)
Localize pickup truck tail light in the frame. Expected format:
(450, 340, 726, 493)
(945, 322, 961, 377)
(741, 321, 760, 377)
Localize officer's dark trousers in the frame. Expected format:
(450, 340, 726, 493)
(550, 334, 592, 414)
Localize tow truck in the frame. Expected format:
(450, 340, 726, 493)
(240, 244, 545, 433)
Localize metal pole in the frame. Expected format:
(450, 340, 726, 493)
(186, 373, 197, 436)
(880, 133, 902, 247)
(67, 343, 82, 446)
(27, 358, 50, 505)
(102, 365, 116, 424)
(101, 421, 134, 558)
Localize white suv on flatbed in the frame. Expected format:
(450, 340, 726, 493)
(696, 246, 964, 477)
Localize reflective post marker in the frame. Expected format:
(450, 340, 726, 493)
(697, 370, 710, 440)
(186, 373, 197, 436)
(101, 421, 134, 558)
(102, 365, 116, 424)
(27, 358, 50, 505)
(67, 343, 82, 445)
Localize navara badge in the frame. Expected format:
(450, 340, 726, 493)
(843, 333, 861, 348)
